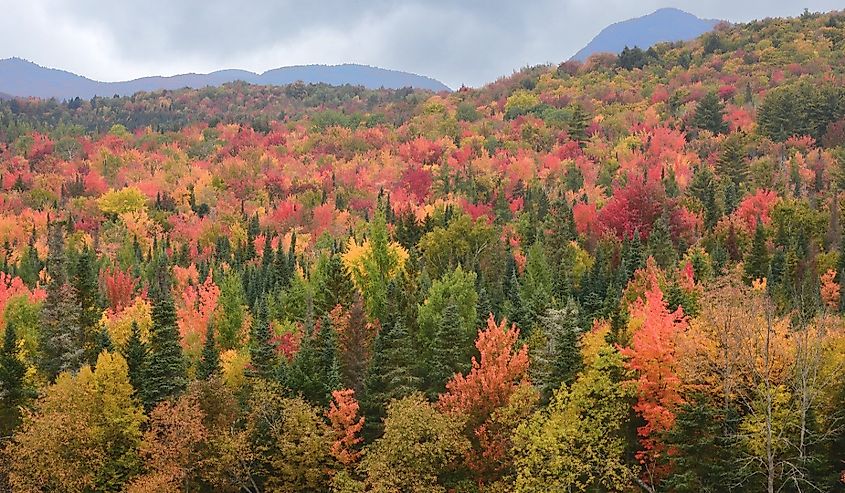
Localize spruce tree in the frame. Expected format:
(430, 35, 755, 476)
(427, 301, 468, 397)
(745, 219, 770, 283)
(142, 280, 186, 409)
(249, 297, 276, 380)
(0, 321, 30, 436)
(74, 246, 102, 365)
(123, 321, 147, 398)
(197, 323, 221, 380)
(716, 133, 748, 188)
(648, 212, 677, 270)
(691, 92, 728, 135)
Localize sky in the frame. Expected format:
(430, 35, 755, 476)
(0, 0, 842, 89)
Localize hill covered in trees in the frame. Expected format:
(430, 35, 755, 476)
(0, 8, 845, 493)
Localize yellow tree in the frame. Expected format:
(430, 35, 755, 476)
(3, 351, 145, 492)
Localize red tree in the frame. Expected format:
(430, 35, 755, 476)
(326, 389, 364, 466)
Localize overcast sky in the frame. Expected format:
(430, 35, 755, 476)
(1, 1, 842, 89)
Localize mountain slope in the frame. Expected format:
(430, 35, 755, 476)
(0, 58, 450, 100)
(571, 8, 721, 61)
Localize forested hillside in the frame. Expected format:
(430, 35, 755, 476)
(1, 9, 845, 493)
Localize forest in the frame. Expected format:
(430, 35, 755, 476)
(1, 9, 845, 493)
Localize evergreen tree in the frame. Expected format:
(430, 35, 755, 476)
(648, 212, 677, 270)
(284, 316, 340, 406)
(73, 246, 102, 365)
(39, 224, 84, 380)
(197, 323, 221, 380)
(531, 300, 583, 400)
(426, 301, 469, 397)
(142, 281, 186, 409)
(123, 321, 147, 398)
(688, 165, 722, 229)
(717, 133, 748, 188)
(519, 241, 555, 331)
(313, 250, 356, 315)
(361, 320, 421, 440)
(0, 321, 31, 436)
(249, 297, 276, 379)
(745, 220, 770, 283)
(691, 92, 728, 135)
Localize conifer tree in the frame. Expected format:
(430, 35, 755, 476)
(123, 321, 147, 398)
(717, 133, 748, 188)
(197, 322, 220, 380)
(142, 277, 186, 409)
(249, 297, 276, 380)
(691, 92, 728, 135)
(531, 300, 583, 399)
(519, 241, 555, 330)
(648, 212, 677, 270)
(0, 321, 31, 436)
(426, 301, 469, 397)
(74, 246, 102, 365)
(745, 219, 770, 283)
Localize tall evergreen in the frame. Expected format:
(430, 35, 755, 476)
(745, 219, 770, 283)
(648, 212, 677, 270)
(0, 322, 31, 436)
(284, 316, 339, 406)
(426, 301, 468, 397)
(197, 323, 221, 380)
(691, 92, 728, 135)
(39, 223, 84, 380)
(717, 133, 748, 188)
(142, 276, 186, 409)
(123, 321, 147, 398)
(249, 297, 276, 379)
(73, 246, 102, 365)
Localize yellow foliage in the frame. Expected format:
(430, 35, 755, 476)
(102, 297, 153, 349)
(221, 349, 250, 390)
(97, 187, 147, 215)
(341, 236, 408, 293)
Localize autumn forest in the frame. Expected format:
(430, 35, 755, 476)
(1, 9, 845, 493)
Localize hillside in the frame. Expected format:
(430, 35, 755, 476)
(571, 7, 721, 60)
(0, 58, 450, 100)
(1, 9, 845, 493)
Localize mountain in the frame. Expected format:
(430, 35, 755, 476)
(0, 58, 451, 100)
(571, 8, 721, 61)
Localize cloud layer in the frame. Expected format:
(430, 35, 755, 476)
(1, 0, 842, 88)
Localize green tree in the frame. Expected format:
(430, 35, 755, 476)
(0, 322, 32, 437)
(691, 92, 728, 135)
(197, 322, 220, 380)
(519, 241, 555, 329)
(648, 212, 677, 270)
(530, 301, 583, 399)
(122, 321, 147, 398)
(426, 301, 470, 397)
(745, 220, 770, 283)
(142, 283, 186, 409)
(248, 297, 276, 379)
(73, 246, 102, 365)
(214, 270, 247, 350)
(417, 265, 478, 362)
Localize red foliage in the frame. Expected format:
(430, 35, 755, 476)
(620, 272, 687, 480)
(326, 389, 364, 466)
(101, 267, 137, 312)
(733, 189, 779, 232)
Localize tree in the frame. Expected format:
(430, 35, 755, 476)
(691, 92, 728, 135)
(438, 315, 534, 483)
(648, 212, 677, 270)
(126, 392, 208, 492)
(3, 352, 145, 492)
(0, 321, 31, 437)
(197, 322, 220, 380)
(745, 219, 770, 283)
(73, 246, 102, 365)
(717, 133, 748, 188)
(143, 283, 186, 409)
(426, 301, 469, 397)
(248, 297, 276, 379)
(214, 271, 247, 350)
(332, 298, 376, 397)
(123, 321, 147, 398)
(327, 388, 365, 467)
(530, 300, 583, 399)
(361, 394, 469, 493)
(513, 325, 633, 492)
(417, 265, 478, 364)
(621, 271, 687, 485)
(518, 241, 555, 329)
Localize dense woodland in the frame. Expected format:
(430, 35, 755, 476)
(2, 9, 845, 493)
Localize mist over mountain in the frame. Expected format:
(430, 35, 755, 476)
(0, 58, 451, 100)
(572, 8, 721, 60)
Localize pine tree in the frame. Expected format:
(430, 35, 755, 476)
(745, 219, 770, 283)
(532, 300, 583, 400)
(284, 316, 340, 406)
(39, 224, 85, 380)
(361, 320, 421, 440)
(519, 241, 555, 331)
(716, 133, 748, 188)
(0, 321, 31, 436)
(74, 246, 102, 365)
(427, 301, 469, 397)
(197, 323, 220, 380)
(142, 281, 186, 409)
(314, 250, 356, 315)
(648, 212, 677, 270)
(249, 297, 276, 379)
(123, 321, 147, 398)
(691, 92, 728, 135)
(688, 165, 722, 229)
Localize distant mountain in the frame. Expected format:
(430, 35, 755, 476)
(571, 8, 721, 61)
(0, 58, 451, 100)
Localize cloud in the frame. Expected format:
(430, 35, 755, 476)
(0, 0, 842, 88)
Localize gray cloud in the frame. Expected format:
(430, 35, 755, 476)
(0, 0, 842, 88)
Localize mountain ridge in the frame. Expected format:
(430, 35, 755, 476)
(0, 57, 451, 99)
(571, 8, 722, 61)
